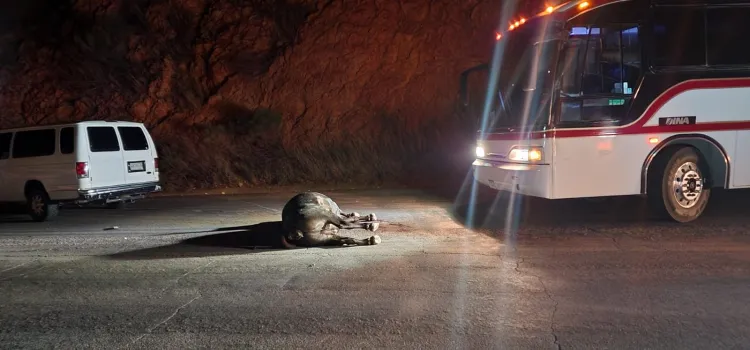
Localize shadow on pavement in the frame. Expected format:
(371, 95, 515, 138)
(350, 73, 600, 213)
(444, 183, 750, 234)
(103, 221, 359, 261)
(0, 203, 33, 223)
(451, 188, 651, 229)
(0, 202, 126, 223)
(409, 158, 750, 232)
(103, 221, 286, 260)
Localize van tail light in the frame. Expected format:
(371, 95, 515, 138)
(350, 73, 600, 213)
(76, 162, 89, 178)
(154, 158, 159, 172)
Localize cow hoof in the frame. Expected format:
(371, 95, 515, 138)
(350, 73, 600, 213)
(365, 213, 377, 222)
(366, 222, 379, 232)
(351, 212, 361, 218)
(368, 235, 381, 245)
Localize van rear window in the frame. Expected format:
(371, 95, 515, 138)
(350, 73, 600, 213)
(117, 126, 149, 151)
(13, 129, 56, 158)
(0, 133, 11, 159)
(60, 127, 74, 154)
(87, 126, 120, 152)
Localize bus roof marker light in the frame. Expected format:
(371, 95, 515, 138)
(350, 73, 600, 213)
(578, 1, 590, 9)
(496, 32, 502, 40)
(546, 6, 554, 13)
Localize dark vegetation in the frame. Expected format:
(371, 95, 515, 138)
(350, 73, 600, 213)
(0, 0, 500, 191)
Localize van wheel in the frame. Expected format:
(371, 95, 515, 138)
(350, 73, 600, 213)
(27, 189, 59, 222)
(647, 147, 710, 223)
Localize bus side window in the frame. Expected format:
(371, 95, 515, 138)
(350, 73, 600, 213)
(705, 8, 750, 66)
(558, 25, 641, 124)
(651, 7, 706, 67)
(596, 26, 641, 95)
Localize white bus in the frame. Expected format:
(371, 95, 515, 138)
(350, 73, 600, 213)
(463, 0, 750, 222)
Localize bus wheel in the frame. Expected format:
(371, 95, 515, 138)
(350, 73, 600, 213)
(647, 147, 710, 223)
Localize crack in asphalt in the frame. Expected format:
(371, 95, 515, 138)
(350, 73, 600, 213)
(0, 260, 33, 274)
(611, 236, 623, 251)
(245, 201, 280, 213)
(582, 226, 625, 252)
(159, 259, 215, 294)
(122, 293, 203, 349)
(515, 257, 562, 350)
(121, 259, 215, 349)
(536, 276, 562, 350)
(0, 261, 45, 281)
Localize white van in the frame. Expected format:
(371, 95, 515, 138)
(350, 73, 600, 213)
(0, 121, 162, 221)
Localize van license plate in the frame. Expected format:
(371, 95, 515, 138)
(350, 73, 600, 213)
(128, 161, 146, 173)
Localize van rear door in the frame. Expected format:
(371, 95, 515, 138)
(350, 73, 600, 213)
(117, 125, 158, 185)
(86, 126, 126, 188)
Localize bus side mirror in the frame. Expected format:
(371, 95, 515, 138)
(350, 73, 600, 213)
(459, 71, 470, 108)
(458, 63, 489, 110)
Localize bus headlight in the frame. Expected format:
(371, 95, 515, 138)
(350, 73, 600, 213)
(508, 146, 543, 162)
(475, 146, 486, 158)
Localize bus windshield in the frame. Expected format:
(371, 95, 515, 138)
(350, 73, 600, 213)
(488, 19, 564, 132)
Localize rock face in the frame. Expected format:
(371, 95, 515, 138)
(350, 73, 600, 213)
(0, 0, 507, 190)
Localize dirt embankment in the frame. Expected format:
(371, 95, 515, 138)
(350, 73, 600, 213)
(0, 0, 505, 191)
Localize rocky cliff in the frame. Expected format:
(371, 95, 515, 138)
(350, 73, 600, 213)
(0, 0, 506, 190)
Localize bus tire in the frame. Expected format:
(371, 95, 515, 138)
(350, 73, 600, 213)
(647, 147, 710, 223)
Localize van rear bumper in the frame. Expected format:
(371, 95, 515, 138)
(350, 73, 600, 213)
(75, 181, 162, 203)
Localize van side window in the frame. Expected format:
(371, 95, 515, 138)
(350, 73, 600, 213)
(117, 126, 149, 151)
(87, 126, 120, 152)
(0, 133, 11, 159)
(60, 127, 74, 154)
(12, 129, 56, 158)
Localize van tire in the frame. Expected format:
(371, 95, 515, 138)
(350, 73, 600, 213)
(26, 189, 59, 222)
(647, 147, 710, 223)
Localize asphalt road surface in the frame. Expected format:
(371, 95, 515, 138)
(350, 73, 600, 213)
(1, 186, 750, 349)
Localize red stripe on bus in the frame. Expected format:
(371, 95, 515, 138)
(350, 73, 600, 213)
(482, 78, 750, 140)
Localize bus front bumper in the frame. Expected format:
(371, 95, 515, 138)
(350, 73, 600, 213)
(472, 159, 552, 198)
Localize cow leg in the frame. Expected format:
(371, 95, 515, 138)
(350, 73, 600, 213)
(320, 233, 382, 246)
(338, 209, 380, 230)
(341, 212, 361, 220)
(357, 213, 379, 232)
(339, 212, 362, 226)
(305, 224, 381, 246)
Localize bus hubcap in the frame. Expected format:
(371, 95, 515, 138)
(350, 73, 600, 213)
(672, 162, 703, 209)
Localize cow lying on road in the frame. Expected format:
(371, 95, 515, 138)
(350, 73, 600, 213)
(280, 192, 381, 248)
